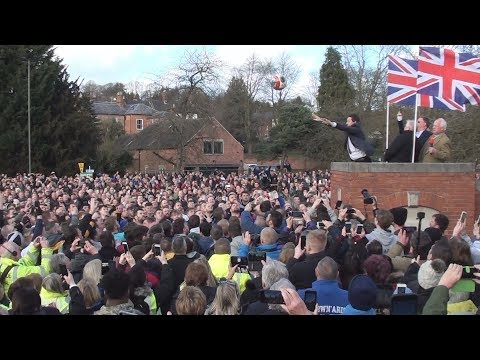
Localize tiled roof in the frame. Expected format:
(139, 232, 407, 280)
(119, 118, 204, 150)
(125, 103, 161, 116)
(92, 102, 125, 115)
(93, 101, 160, 116)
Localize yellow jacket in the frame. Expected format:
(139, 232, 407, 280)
(40, 288, 70, 314)
(0, 246, 53, 295)
(208, 254, 250, 293)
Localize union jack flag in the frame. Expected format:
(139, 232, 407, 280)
(387, 54, 465, 111)
(417, 46, 480, 106)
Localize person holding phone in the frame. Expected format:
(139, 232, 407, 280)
(297, 256, 348, 315)
(365, 209, 398, 255)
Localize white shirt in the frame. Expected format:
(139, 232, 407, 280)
(416, 129, 426, 138)
(347, 137, 366, 161)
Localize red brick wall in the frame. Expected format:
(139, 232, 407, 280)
(330, 163, 477, 237)
(124, 114, 155, 134)
(127, 119, 244, 172)
(184, 120, 243, 166)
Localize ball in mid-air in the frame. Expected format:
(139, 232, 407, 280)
(271, 75, 286, 91)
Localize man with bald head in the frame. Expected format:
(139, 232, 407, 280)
(420, 118, 451, 163)
(237, 227, 282, 260)
(0, 236, 53, 294)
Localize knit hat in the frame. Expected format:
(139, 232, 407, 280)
(348, 275, 378, 311)
(417, 259, 446, 290)
(389, 207, 407, 226)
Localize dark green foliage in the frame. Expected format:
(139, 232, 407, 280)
(0, 45, 99, 175)
(96, 119, 132, 173)
(222, 76, 249, 144)
(317, 47, 355, 119)
(257, 103, 315, 160)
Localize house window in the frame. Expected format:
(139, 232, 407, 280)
(136, 119, 143, 131)
(203, 139, 224, 155)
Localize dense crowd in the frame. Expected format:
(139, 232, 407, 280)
(0, 168, 479, 315)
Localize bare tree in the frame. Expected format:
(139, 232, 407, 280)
(300, 70, 321, 111)
(336, 45, 407, 113)
(235, 54, 272, 154)
(158, 48, 223, 170)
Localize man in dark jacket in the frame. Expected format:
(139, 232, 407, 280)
(384, 120, 414, 163)
(312, 113, 374, 162)
(287, 229, 327, 289)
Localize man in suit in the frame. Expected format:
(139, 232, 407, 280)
(312, 113, 374, 162)
(420, 118, 451, 163)
(384, 120, 414, 162)
(414, 116, 432, 162)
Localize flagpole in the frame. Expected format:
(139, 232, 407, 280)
(411, 94, 419, 163)
(385, 102, 390, 150)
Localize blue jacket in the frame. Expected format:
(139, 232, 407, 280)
(238, 243, 282, 261)
(241, 211, 263, 235)
(342, 304, 376, 315)
(298, 279, 349, 315)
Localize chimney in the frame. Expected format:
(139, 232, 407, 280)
(115, 91, 125, 107)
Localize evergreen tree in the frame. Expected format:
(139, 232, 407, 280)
(317, 47, 355, 119)
(257, 103, 314, 164)
(0, 45, 99, 175)
(222, 76, 249, 144)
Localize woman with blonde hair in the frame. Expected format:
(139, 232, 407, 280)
(205, 280, 241, 315)
(77, 277, 103, 313)
(83, 259, 103, 285)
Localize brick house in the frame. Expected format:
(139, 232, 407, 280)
(119, 117, 244, 173)
(92, 92, 164, 134)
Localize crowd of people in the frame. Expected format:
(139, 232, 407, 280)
(0, 166, 478, 315)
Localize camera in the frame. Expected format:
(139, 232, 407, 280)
(345, 221, 352, 234)
(396, 283, 407, 294)
(250, 234, 261, 245)
(390, 293, 418, 315)
(361, 189, 374, 205)
(416, 212, 425, 220)
(290, 211, 303, 218)
(58, 264, 68, 277)
(248, 252, 266, 271)
(101, 262, 110, 275)
(304, 290, 317, 312)
(153, 244, 161, 256)
(403, 226, 417, 234)
(122, 241, 129, 254)
(258, 290, 285, 304)
(300, 234, 307, 249)
(230, 256, 248, 269)
(462, 266, 477, 279)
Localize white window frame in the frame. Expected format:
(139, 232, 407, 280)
(203, 139, 224, 155)
(136, 118, 144, 131)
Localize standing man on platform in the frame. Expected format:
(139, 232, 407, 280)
(413, 116, 432, 162)
(420, 118, 451, 163)
(312, 113, 374, 162)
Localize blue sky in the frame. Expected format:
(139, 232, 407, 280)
(54, 45, 330, 100)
